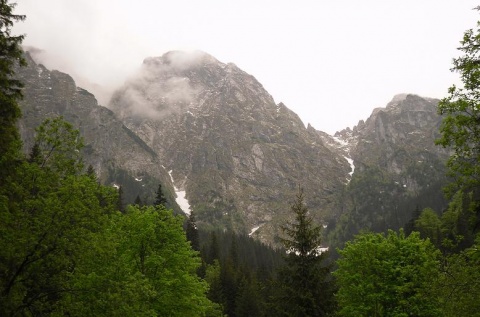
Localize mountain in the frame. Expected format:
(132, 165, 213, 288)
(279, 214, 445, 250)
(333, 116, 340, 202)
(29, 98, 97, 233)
(318, 94, 451, 247)
(109, 51, 351, 240)
(15, 52, 178, 206)
(16, 50, 451, 247)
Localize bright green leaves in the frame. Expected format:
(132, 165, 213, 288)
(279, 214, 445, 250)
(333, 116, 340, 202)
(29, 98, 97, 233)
(61, 205, 220, 317)
(0, 165, 116, 315)
(1, 116, 219, 316)
(34, 117, 85, 176)
(335, 230, 442, 317)
(437, 19, 480, 195)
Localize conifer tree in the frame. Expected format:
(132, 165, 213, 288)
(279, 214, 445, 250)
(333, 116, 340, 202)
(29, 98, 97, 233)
(207, 231, 220, 264)
(134, 194, 142, 206)
(154, 183, 167, 206)
(86, 164, 96, 180)
(274, 187, 334, 317)
(117, 185, 125, 212)
(186, 211, 200, 251)
(0, 0, 25, 183)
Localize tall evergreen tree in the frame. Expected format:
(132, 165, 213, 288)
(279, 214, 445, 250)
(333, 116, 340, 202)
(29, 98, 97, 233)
(134, 194, 142, 206)
(207, 231, 220, 264)
(186, 211, 200, 251)
(0, 0, 25, 183)
(86, 164, 96, 180)
(154, 183, 167, 206)
(273, 187, 334, 317)
(117, 185, 125, 212)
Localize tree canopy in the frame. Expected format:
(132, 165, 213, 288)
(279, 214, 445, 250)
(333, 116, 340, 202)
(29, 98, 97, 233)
(436, 11, 480, 195)
(334, 230, 442, 317)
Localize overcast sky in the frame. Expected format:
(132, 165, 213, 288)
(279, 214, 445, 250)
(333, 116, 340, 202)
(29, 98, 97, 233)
(13, 0, 479, 134)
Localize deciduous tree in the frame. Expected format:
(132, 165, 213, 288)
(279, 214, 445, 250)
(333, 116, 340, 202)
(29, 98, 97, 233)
(436, 9, 480, 195)
(334, 230, 442, 317)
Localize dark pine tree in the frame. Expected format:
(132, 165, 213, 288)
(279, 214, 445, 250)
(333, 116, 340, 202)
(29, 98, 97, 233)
(186, 211, 200, 251)
(273, 187, 335, 317)
(0, 0, 25, 184)
(27, 142, 42, 164)
(134, 194, 143, 206)
(86, 164, 96, 180)
(207, 231, 220, 265)
(154, 183, 167, 206)
(117, 185, 125, 212)
(404, 205, 422, 235)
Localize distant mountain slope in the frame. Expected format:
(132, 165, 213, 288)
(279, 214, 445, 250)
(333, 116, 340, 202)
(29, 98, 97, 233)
(15, 52, 177, 206)
(16, 49, 451, 247)
(109, 51, 351, 240)
(319, 94, 451, 247)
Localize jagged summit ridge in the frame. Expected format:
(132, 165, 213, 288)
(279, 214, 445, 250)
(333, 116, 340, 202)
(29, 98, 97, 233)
(109, 50, 349, 241)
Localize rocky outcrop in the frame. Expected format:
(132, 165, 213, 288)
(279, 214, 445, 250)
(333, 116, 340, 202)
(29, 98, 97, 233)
(109, 51, 350, 241)
(16, 49, 451, 247)
(16, 52, 176, 206)
(322, 94, 450, 246)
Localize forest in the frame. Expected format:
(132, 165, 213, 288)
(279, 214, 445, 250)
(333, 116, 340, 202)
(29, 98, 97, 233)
(1, 1, 480, 316)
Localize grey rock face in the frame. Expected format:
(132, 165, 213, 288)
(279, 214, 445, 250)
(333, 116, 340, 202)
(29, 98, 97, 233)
(323, 94, 450, 246)
(16, 52, 176, 205)
(16, 49, 451, 247)
(109, 51, 349, 241)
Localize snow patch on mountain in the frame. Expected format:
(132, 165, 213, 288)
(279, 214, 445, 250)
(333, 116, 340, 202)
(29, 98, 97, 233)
(167, 170, 191, 215)
(321, 132, 357, 183)
(249, 224, 264, 236)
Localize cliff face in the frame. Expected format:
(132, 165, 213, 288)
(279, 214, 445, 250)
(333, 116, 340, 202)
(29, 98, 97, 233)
(16, 52, 177, 206)
(320, 94, 450, 245)
(109, 51, 350, 239)
(16, 49, 451, 246)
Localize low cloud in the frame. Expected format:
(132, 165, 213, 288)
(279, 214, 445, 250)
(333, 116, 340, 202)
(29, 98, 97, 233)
(110, 51, 208, 120)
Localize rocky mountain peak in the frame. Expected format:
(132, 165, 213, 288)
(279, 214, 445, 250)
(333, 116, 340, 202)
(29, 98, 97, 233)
(16, 49, 453, 247)
(142, 50, 222, 70)
(109, 51, 349, 240)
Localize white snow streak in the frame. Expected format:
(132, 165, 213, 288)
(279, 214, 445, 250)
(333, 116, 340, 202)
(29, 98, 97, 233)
(167, 170, 191, 215)
(345, 156, 355, 177)
(249, 224, 263, 236)
(175, 190, 191, 215)
(330, 136, 356, 183)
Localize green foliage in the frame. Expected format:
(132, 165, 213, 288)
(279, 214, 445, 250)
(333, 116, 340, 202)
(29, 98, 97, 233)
(440, 190, 478, 252)
(61, 205, 222, 316)
(0, 116, 224, 316)
(327, 163, 448, 252)
(0, 160, 117, 315)
(34, 116, 84, 176)
(434, 248, 480, 317)
(273, 188, 334, 317)
(415, 208, 442, 246)
(436, 15, 480, 195)
(0, 0, 25, 182)
(334, 230, 442, 317)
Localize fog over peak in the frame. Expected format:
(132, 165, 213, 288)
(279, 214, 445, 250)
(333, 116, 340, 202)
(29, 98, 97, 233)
(14, 0, 480, 134)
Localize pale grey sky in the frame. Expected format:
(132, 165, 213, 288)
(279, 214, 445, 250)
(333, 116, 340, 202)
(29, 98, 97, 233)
(13, 0, 479, 134)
